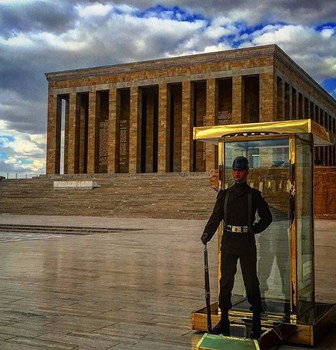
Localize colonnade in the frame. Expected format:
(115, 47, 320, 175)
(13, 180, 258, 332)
(46, 72, 336, 175)
(276, 76, 336, 165)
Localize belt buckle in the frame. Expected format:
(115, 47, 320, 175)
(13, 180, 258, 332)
(232, 226, 241, 233)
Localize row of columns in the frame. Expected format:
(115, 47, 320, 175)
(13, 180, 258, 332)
(276, 77, 336, 133)
(276, 76, 336, 166)
(47, 73, 276, 175)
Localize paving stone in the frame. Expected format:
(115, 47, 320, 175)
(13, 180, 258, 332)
(0, 215, 334, 349)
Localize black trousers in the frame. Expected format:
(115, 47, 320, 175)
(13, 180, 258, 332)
(219, 249, 262, 315)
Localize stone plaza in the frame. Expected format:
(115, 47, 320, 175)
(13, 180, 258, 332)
(0, 214, 335, 349)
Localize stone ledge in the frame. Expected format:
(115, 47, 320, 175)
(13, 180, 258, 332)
(53, 180, 100, 189)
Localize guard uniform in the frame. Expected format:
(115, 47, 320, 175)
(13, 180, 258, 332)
(203, 181, 272, 318)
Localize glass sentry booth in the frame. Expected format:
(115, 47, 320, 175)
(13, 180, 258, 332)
(192, 120, 336, 348)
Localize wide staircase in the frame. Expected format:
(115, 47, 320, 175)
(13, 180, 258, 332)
(0, 173, 217, 220)
(1, 168, 335, 220)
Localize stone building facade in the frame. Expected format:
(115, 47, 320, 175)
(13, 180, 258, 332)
(45, 44, 336, 175)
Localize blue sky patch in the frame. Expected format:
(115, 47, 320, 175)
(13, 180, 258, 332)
(0, 151, 8, 160)
(0, 135, 15, 146)
(315, 23, 336, 31)
(136, 5, 206, 22)
(19, 158, 33, 165)
(321, 78, 336, 98)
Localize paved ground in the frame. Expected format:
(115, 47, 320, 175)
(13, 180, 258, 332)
(0, 214, 335, 350)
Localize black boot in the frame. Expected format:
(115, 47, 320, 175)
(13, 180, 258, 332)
(211, 315, 230, 336)
(250, 313, 262, 339)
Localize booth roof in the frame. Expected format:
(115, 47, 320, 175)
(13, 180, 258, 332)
(193, 119, 334, 146)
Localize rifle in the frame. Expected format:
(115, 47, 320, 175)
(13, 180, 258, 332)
(204, 243, 212, 332)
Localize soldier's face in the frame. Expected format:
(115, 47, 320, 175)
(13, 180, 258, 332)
(232, 169, 248, 183)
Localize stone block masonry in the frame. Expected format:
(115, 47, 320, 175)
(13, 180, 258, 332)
(45, 44, 336, 175)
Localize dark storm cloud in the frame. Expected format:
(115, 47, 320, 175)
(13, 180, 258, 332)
(0, 85, 46, 134)
(0, 159, 19, 173)
(0, 0, 335, 175)
(0, 1, 77, 36)
(38, 0, 335, 27)
(93, 0, 336, 25)
(189, 0, 336, 25)
(0, 57, 44, 99)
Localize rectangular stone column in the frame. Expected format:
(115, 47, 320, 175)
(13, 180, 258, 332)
(108, 88, 117, 173)
(181, 81, 193, 172)
(298, 93, 302, 119)
(306, 97, 311, 120)
(171, 84, 182, 172)
(306, 99, 311, 121)
(158, 83, 168, 173)
(309, 101, 314, 121)
(232, 76, 242, 124)
(260, 71, 276, 122)
(206, 78, 217, 171)
(285, 83, 292, 120)
(63, 97, 69, 174)
(67, 92, 78, 174)
(129, 86, 141, 173)
(46, 94, 61, 174)
(316, 106, 321, 125)
(78, 94, 87, 174)
(87, 91, 99, 174)
(146, 93, 154, 172)
(292, 88, 298, 119)
(276, 78, 285, 121)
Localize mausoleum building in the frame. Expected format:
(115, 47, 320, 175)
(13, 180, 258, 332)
(45, 44, 336, 175)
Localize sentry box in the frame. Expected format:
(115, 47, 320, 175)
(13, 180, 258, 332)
(192, 119, 336, 347)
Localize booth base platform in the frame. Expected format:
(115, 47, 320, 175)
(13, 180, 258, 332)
(196, 321, 298, 350)
(197, 334, 259, 350)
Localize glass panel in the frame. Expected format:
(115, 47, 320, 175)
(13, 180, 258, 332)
(224, 138, 291, 319)
(296, 135, 314, 322)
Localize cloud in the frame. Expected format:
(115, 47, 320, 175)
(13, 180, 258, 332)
(91, 0, 336, 26)
(240, 24, 336, 82)
(0, 0, 335, 175)
(0, 89, 46, 133)
(0, 120, 45, 175)
(76, 3, 113, 18)
(0, 0, 76, 36)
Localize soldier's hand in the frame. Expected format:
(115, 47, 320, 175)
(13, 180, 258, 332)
(201, 232, 210, 245)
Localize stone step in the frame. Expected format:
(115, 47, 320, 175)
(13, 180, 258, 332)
(0, 173, 216, 219)
(0, 224, 141, 235)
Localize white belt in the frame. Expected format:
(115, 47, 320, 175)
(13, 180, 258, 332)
(226, 225, 249, 233)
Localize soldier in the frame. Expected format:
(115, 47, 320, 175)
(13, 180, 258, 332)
(201, 156, 272, 339)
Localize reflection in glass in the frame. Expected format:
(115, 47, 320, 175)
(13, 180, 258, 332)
(296, 136, 314, 323)
(224, 138, 290, 319)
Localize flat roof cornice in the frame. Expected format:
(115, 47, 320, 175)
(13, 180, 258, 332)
(45, 44, 277, 81)
(45, 44, 335, 108)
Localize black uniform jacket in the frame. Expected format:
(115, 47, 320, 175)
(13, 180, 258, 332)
(203, 182, 272, 255)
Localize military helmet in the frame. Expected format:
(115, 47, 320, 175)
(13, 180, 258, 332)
(232, 156, 249, 170)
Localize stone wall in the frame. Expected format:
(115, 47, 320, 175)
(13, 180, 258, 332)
(45, 44, 336, 175)
(314, 167, 336, 218)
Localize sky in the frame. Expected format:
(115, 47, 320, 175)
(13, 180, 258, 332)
(0, 0, 335, 176)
